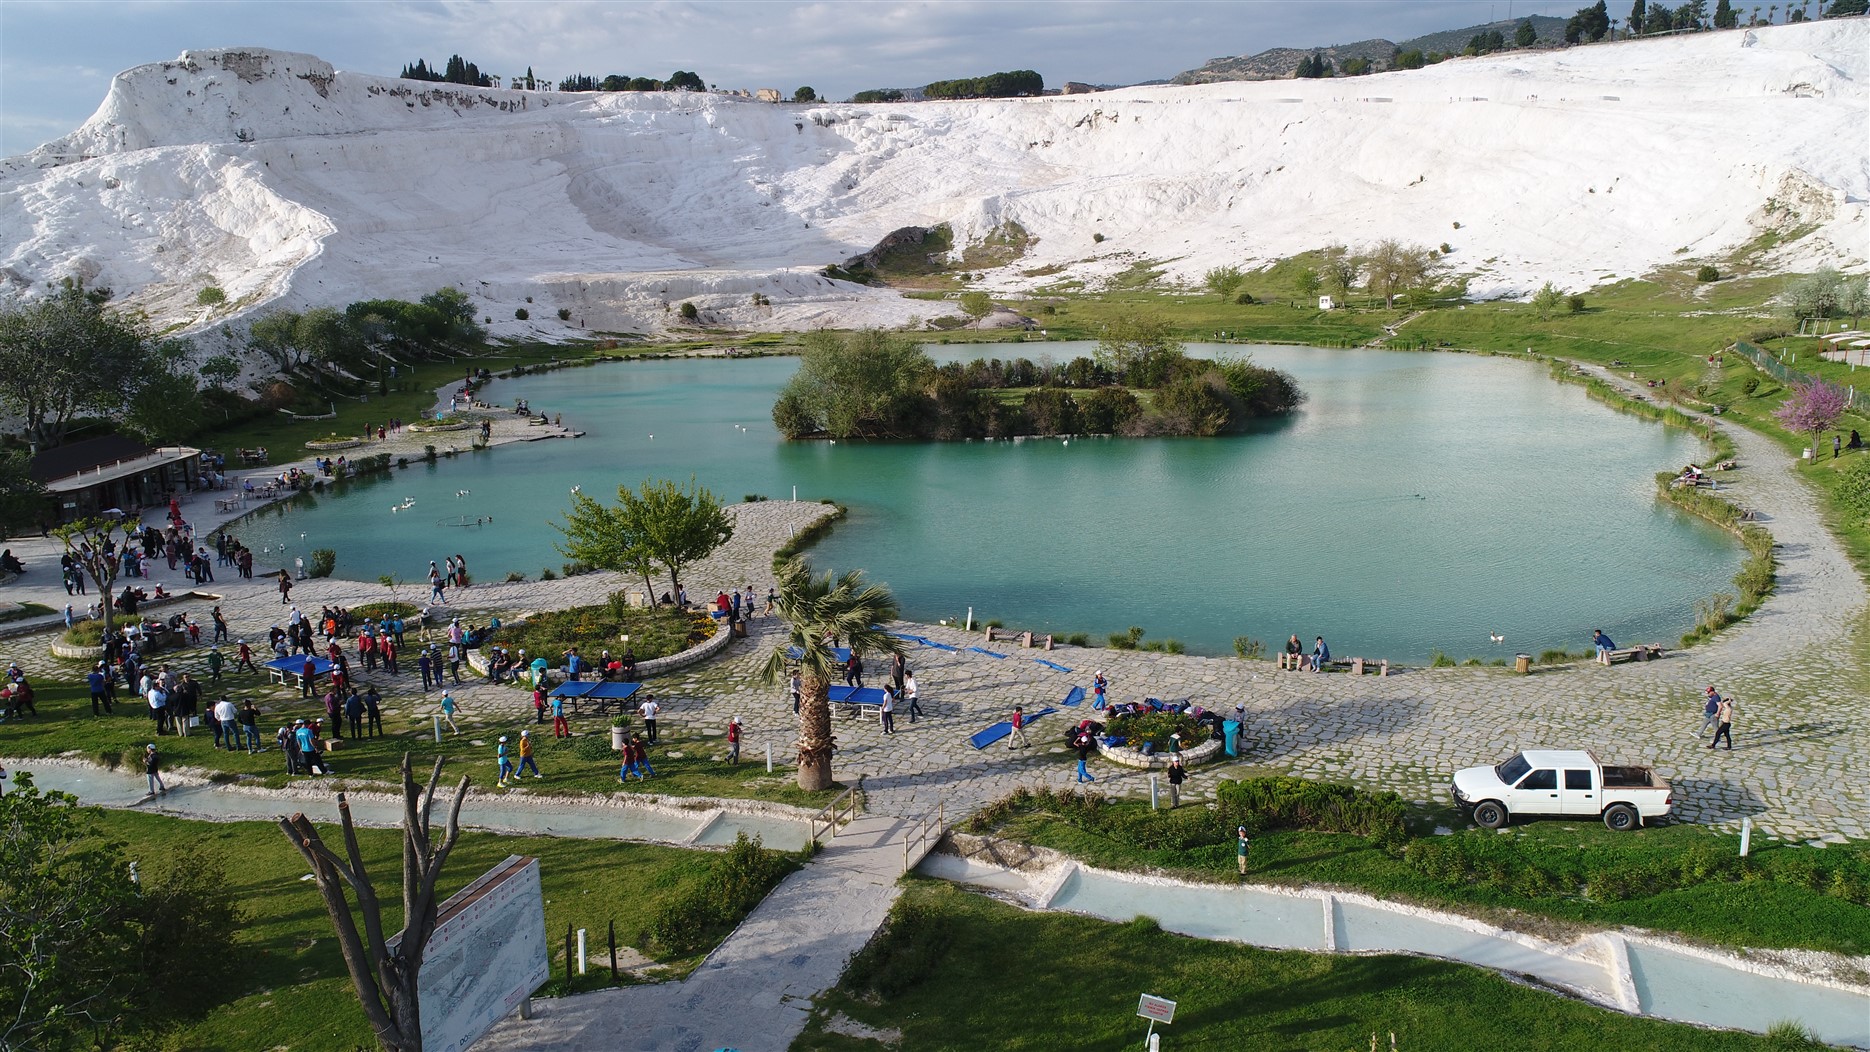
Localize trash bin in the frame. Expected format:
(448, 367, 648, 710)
(1515, 653, 1532, 675)
(1222, 719, 1242, 757)
(731, 619, 748, 639)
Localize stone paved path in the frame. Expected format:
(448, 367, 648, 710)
(478, 814, 912, 1052)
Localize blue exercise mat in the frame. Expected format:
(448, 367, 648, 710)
(967, 646, 1007, 659)
(887, 632, 927, 643)
(1034, 658, 1072, 673)
(785, 646, 853, 664)
(921, 640, 960, 652)
(968, 706, 1057, 749)
(1060, 686, 1085, 707)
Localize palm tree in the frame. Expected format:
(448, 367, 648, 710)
(1767, 3, 1777, 22)
(761, 559, 904, 791)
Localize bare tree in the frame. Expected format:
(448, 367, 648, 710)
(1360, 239, 1441, 309)
(53, 516, 136, 635)
(279, 754, 469, 1052)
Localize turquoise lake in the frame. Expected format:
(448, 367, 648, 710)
(231, 344, 1740, 660)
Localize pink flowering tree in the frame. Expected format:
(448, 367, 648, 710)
(1772, 381, 1850, 462)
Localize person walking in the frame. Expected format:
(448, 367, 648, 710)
(440, 692, 460, 735)
(1699, 686, 1723, 737)
(419, 650, 434, 692)
(726, 716, 741, 764)
(1008, 705, 1030, 750)
(532, 683, 548, 724)
(619, 736, 643, 783)
(235, 639, 257, 673)
(278, 570, 293, 604)
(551, 692, 569, 740)
(496, 737, 515, 787)
(212, 605, 229, 643)
(904, 672, 923, 723)
(147, 681, 169, 735)
(879, 684, 896, 735)
(1236, 826, 1252, 878)
(1166, 755, 1186, 808)
(632, 734, 656, 778)
(515, 730, 542, 779)
(240, 699, 263, 753)
(1708, 696, 1735, 751)
(87, 663, 112, 715)
(638, 696, 659, 743)
(213, 696, 240, 750)
(143, 743, 166, 797)
(1074, 729, 1096, 783)
(1092, 671, 1107, 710)
(890, 652, 908, 693)
(363, 686, 383, 737)
(206, 645, 223, 683)
(844, 651, 864, 689)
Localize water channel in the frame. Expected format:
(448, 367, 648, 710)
(918, 853, 1870, 1047)
(232, 344, 1739, 660)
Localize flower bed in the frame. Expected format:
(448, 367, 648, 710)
(1094, 710, 1222, 768)
(505, 598, 717, 666)
(305, 437, 367, 451)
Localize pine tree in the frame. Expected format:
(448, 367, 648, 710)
(1714, 0, 1738, 24)
(1516, 18, 1539, 45)
(1630, 0, 1647, 32)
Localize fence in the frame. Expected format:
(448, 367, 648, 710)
(1731, 340, 1855, 407)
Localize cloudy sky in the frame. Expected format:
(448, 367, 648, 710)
(0, 0, 1561, 155)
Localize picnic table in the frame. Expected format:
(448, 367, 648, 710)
(264, 655, 334, 690)
(549, 680, 646, 718)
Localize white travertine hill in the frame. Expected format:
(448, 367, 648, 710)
(1, 24, 1863, 341)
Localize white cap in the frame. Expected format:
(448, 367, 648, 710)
(498, 735, 508, 742)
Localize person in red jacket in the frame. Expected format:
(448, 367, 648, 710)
(726, 716, 741, 765)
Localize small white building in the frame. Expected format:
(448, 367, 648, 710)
(1318, 295, 1335, 310)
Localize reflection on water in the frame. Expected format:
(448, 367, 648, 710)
(229, 345, 1739, 659)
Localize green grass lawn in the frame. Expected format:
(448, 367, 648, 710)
(989, 797, 1870, 956)
(792, 881, 1824, 1052)
(93, 808, 723, 1052)
(4, 655, 840, 808)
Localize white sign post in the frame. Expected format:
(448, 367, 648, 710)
(1137, 993, 1176, 1048)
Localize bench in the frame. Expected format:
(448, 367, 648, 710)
(1325, 657, 1389, 676)
(1600, 644, 1665, 665)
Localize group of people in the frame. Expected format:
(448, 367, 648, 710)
(428, 555, 469, 601)
(1277, 635, 1332, 671)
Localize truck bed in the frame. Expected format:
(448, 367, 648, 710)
(1602, 765, 1664, 788)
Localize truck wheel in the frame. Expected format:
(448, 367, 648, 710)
(1472, 801, 1508, 829)
(1602, 804, 1639, 832)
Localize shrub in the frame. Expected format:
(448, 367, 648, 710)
(1065, 633, 1089, 647)
(62, 621, 105, 646)
(508, 601, 712, 664)
(1439, 242, 1453, 254)
(540, 568, 557, 581)
(743, 493, 768, 502)
(556, 307, 571, 321)
(985, 618, 1004, 629)
(307, 548, 337, 578)
(1429, 649, 1456, 667)
(351, 601, 421, 622)
(643, 834, 799, 955)
(1232, 636, 1264, 659)
(514, 307, 530, 320)
(1837, 457, 1870, 519)
(1092, 232, 1105, 243)
(1233, 290, 1256, 305)
(679, 301, 700, 321)
(1215, 777, 1408, 843)
(1107, 625, 1145, 650)
(1696, 264, 1721, 283)
(1567, 294, 1586, 313)
(196, 286, 226, 306)
(503, 571, 526, 583)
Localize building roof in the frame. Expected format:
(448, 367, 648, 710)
(28, 435, 154, 484)
(31, 435, 200, 493)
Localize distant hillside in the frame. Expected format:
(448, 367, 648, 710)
(1173, 15, 1569, 83)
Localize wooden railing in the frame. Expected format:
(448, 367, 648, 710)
(811, 779, 861, 844)
(901, 799, 947, 874)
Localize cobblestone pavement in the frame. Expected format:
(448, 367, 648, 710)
(3, 368, 1866, 846)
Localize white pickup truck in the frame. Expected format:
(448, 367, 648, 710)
(1451, 749, 1673, 831)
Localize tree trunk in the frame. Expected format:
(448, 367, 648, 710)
(796, 675, 834, 791)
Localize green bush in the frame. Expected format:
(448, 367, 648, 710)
(62, 621, 105, 646)
(195, 286, 226, 306)
(514, 308, 530, 321)
(1232, 636, 1264, 659)
(1065, 633, 1089, 647)
(1429, 649, 1457, 667)
(679, 301, 700, 321)
(556, 307, 571, 321)
(1537, 649, 1571, 664)
(1696, 264, 1720, 283)
(308, 548, 336, 578)
(1107, 625, 1145, 650)
(1216, 776, 1408, 843)
(643, 833, 798, 955)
